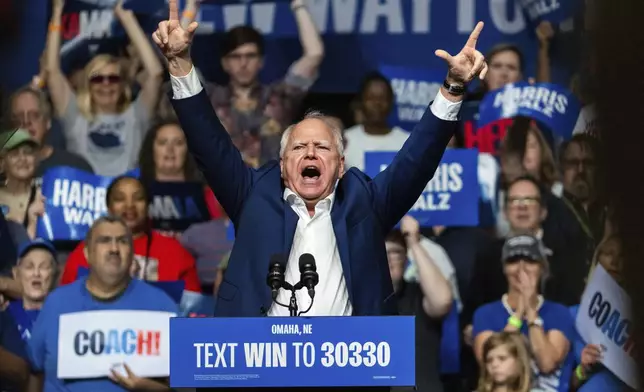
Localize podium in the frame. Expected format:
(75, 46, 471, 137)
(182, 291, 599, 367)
(169, 316, 415, 389)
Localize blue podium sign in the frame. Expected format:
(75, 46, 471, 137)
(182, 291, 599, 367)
(170, 316, 415, 388)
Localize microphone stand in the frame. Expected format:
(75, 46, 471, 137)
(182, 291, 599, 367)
(272, 281, 314, 317)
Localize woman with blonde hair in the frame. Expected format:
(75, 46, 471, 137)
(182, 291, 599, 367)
(478, 332, 534, 392)
(43, 0, 163, 176)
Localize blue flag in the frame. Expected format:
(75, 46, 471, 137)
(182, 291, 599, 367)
(147, 181, 210, 234)
(37, 166, 138, 241)
(76, 267, 186, 303)
(477, 82, 581, 139)
(169, 316, 415, 388)
(378, 65, 444, 131)
(363, 149, 479, 227)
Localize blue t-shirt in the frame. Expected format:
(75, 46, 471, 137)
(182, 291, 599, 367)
(569, 305, 634, 392)
(28, 277, 178, 392)
(6, 301, 40, 342)
(0, 309, 28, 391)
(473, 299, 575, 392)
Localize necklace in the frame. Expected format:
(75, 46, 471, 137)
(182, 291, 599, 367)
(501, 293, 544, 316)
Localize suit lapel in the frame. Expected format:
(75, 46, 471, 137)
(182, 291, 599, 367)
(283, 203, 299, 257)
(331, 193, 354, 300)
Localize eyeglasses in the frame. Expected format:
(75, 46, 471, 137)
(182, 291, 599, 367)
(507, 197, 541, 207)
(89, 74, 121, 84)
(11, 111, 43, 126)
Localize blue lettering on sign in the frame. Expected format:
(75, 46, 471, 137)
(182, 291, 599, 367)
(73, 329, 162, 356)
(588, 291, 636, 357)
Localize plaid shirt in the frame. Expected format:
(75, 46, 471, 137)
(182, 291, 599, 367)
(205, 65, 316, 166)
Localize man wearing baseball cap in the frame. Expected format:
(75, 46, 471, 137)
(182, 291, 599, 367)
(5, 239, 57, 342)
(472, 234, 574, 392)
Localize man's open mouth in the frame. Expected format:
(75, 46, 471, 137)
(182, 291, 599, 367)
(301, 166, 321, 180)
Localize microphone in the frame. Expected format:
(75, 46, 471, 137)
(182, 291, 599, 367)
(298, 253, 319, 299)
(267, 254, 287, 300)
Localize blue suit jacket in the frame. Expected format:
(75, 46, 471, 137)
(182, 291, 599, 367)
(171, 89, 458, 317)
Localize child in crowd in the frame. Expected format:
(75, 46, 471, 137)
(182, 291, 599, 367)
(477, 332, 534, 392)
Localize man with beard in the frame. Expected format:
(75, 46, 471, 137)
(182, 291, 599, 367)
(559, 134, 605, 266)
(27, 215, 177, 391)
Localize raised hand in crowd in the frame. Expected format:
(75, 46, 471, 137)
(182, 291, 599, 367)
(108, 363, 170, 391)
(536, 21, 555, 46)
(26, 193, 46, 239)
(152, 0, 199, 76)
(434, 21, 488, 92)
(400, 215, 421, 243)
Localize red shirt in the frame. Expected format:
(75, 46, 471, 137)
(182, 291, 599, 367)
(60, 231, 202, 292)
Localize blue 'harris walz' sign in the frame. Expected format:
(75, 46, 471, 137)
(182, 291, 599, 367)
(169, 316, 415, 388)
(364, 148, 479, 227)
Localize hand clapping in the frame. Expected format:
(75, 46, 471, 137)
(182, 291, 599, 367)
(434, 21, 488, 85)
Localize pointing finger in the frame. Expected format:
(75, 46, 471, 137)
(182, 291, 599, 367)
(465, 21, 484, 49)
(169, 0, 179, 21)
(434, 49, 453, 62)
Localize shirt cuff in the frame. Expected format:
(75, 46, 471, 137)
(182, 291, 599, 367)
(170, 67, 203, 99)
(430, 89, 462, 121)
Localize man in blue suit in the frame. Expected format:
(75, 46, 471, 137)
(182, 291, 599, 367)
(153, 0, 488, 319)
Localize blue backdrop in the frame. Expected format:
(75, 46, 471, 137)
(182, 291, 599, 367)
(4, 0, 580, 93)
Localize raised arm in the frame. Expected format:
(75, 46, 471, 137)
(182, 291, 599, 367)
(114, 0, 164, 114)
(44, 0, 74, 117)
(289, 0, 325, 79)
(152, 0, 252, 221)
(370, 22, 489, 230)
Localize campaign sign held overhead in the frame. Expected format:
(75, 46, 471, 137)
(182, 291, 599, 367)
(477, 82, 581, 139)
(37, 166, 139, 241)
(364, 149, 479, 227)
(170, 316, 414, 388)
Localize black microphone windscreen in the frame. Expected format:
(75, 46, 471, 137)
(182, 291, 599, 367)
(269, 254, 287, 269)
(298, 253, 316, 271)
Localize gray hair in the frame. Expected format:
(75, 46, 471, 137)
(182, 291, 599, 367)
(85, 215, 134, 247)
(9, 86, 52, 123)
(279, 110, 345, 158)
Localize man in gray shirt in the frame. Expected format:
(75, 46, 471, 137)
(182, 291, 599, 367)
(8, 86, 93, 183)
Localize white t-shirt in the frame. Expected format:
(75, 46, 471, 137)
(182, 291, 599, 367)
(343, 125, 410, 172)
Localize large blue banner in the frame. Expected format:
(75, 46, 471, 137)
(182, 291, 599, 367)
(7, 0, 582, 93)
(378, 65, 444, 131)
(169, 316, 415, 388)
(147, 181, 210, 235)
(477, 82, 581, 139)
(37, 166, 138, 241)
(363, 149, 479, 227)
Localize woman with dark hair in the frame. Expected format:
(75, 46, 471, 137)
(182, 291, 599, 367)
(496, 118, 562, 238)
(138, 120, 224, 235)
(59, 176, 201, 294)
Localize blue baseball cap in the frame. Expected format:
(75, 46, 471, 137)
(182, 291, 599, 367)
(17, 238, 57, 260)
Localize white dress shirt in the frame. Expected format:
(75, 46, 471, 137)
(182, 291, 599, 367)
(170, 67, 462, 316)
